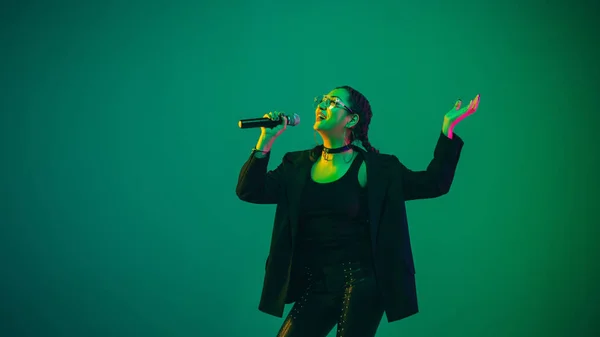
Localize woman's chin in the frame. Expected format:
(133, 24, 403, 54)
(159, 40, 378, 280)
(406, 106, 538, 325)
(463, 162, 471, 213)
(314, 121, 337, 133)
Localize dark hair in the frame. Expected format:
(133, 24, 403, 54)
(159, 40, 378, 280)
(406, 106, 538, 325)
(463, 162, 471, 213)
(336, 85, 379, 154)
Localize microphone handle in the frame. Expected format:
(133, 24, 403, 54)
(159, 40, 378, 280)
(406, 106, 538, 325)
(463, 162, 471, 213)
(238, 117, 282, 129)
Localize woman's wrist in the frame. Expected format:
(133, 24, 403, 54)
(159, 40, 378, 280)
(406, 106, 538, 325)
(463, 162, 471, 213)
(255, 135, 274, 153)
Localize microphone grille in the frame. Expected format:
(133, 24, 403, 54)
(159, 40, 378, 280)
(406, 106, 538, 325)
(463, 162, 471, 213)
(288, 113, 300, 126)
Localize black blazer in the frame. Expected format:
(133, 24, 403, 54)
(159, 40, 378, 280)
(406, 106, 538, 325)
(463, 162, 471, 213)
(236, 132, 464, 323)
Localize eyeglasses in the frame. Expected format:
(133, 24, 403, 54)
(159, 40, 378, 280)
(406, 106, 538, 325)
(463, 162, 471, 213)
(313, 95, 354, 114)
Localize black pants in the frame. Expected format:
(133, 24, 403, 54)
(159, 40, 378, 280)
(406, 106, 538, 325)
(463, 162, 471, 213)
(276, 262, 384, 337)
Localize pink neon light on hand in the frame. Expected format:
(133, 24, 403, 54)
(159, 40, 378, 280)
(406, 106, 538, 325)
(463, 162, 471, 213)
(445, 94, 480, 139)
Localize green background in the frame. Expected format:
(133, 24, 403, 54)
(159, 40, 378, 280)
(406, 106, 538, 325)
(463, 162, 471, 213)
(1, 0, 598, 336)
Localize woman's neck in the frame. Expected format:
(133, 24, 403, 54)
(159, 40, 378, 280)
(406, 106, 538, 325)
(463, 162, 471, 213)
(322, 137, 348, 149)
(319, 136, 354, 164)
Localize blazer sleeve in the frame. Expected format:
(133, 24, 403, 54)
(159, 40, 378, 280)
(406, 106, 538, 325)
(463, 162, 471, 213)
(236, 151, 290, 204)
(394, 132, 465, 201)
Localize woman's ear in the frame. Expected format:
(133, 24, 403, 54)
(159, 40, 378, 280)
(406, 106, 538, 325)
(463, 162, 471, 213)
(346, 114, 359, 128)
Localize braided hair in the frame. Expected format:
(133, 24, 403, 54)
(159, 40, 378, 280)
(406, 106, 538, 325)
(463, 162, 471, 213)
(335, 85, 380, 154)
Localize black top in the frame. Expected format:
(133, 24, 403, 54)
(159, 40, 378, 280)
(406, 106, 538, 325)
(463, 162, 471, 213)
(295, 153, 372, 268)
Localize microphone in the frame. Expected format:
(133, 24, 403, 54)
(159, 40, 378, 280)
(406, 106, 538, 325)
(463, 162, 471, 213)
(238, 113, 301, 129)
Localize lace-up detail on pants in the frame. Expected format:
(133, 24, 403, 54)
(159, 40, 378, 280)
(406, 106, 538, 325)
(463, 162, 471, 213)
(276, 261, 383, 337)
(289, 267, 313, 320)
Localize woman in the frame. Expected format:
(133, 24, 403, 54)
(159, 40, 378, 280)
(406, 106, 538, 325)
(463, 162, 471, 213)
(236, 86, 480, 337)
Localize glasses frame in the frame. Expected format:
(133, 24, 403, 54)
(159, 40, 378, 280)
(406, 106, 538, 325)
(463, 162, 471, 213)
(314, 95, 354, 114)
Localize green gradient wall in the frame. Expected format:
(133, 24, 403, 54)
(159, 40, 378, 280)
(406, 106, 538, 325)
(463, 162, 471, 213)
(1, 1, 598, 336)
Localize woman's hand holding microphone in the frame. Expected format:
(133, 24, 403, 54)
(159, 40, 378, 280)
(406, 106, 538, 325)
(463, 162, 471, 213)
(254, 111, 288, 157)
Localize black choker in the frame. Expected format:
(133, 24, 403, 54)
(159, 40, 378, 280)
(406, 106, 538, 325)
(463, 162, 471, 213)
(322, 144, 352, 154)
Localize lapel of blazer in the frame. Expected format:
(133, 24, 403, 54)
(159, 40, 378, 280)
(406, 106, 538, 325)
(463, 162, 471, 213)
(285, 148, 388, 251)
(354, 146, 386, 251)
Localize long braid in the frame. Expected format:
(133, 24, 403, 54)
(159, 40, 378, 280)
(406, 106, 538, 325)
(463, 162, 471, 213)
(335, 85, 380, 154)
(359, 133, 380, 154)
